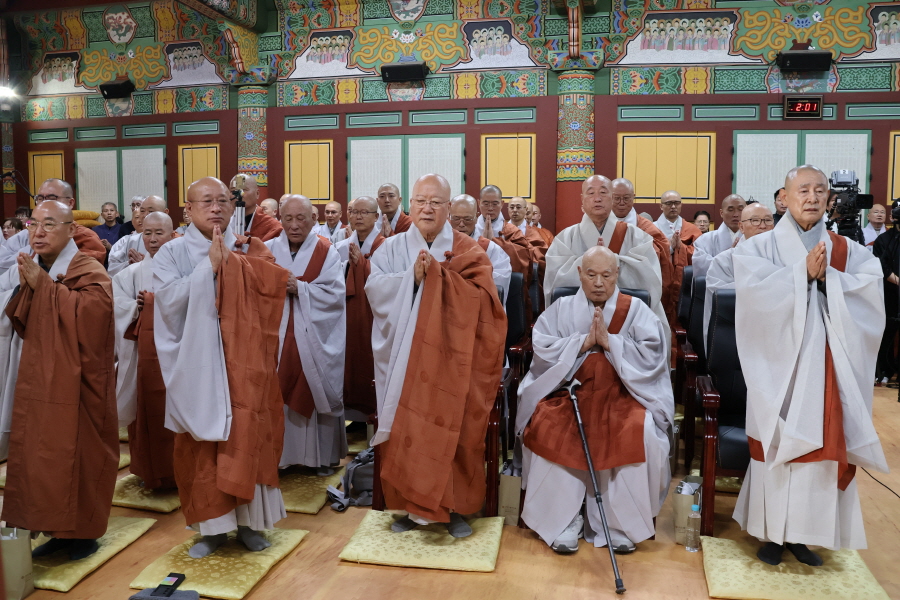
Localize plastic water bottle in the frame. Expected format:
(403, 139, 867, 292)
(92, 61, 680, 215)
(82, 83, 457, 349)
(685, 504, 701, 552)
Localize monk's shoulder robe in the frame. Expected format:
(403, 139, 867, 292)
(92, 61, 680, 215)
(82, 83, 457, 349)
(536, 226, 554, 246)
(545, 215, 667, 342)
(107, 233, 144, 277)
(335, 231, 385, 416)
(667, 220, 703, 323)
(113, 258, 175, 489)
(153, 225, 289, 525)
(366, 223, 507, 521)
(1, 241, 118, 538)
(73, 223, 107, 264)
(394, 212, 413, 235)
(692, 224, 735, 277)
(248, 206, 284, 242)
(636, 215, 674, 324)
(732, 218, 888, 550)
(476, 237, 512, 303)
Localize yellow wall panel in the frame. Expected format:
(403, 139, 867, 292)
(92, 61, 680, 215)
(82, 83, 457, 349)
(286, 140, 333, 201)
(481, 134, 536, 201)
(178, 144, 219, 206)
(617, 132, 715, 203)
(29, 151, 65, 206)
(890, 132, 900, 202)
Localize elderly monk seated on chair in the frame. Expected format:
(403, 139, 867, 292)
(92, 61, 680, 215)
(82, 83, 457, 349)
(366, 173, 507, 537)
(266, 195, 347, 476)
(154, 177, 290, 559)
(0, 201, 117, 561)
(114, 212, 178, 490)
(518, 246, 673, 555)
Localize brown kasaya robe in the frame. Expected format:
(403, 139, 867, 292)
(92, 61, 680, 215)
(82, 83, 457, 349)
(380, 232, 507, 521)
(524, 293, 646, 471)
(2, 251, 118, 539)
(667, 220, 703, 326)
(125, 292, 176, 490)
(247, 206, 284, 242)
(74, 223, 108, 264)
(174, 239, 289, 525)
(343, 233, 385, 416)
(524, 224, 549, 310)
(278, 236, 332, 419)
(535, 225, 554, 246)
(390, 212, 413, 235)
(636, 215, 673, 326)
(493, 221, 534, 318)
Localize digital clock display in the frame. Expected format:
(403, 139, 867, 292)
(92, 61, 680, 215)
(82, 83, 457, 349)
(783, 95, 824, 120)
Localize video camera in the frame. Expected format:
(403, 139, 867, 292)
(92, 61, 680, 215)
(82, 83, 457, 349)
(826, 170, 873, 244)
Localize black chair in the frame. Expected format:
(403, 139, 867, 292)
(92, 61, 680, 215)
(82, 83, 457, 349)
(550, 286, 651, 308)
(673, 266, 694, 462)
(504, 272, 530, 469)
(677, 266, 694, 332)
(680, 275, 706, 469)
(529, 261, 542, 323)
(698, 289, 749, 536)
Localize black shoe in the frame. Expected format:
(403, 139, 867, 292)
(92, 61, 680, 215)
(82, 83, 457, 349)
(786, 543, 823, 566)
(32, 537, 73, 558)
(757, 542, 784, 565)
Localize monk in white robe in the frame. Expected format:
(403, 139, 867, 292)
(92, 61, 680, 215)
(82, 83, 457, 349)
(702, 204, 774, 351)
(691, 194, 746, 277)
(114, 212, 177, 489)
(519, 246, 673, 554)
(154, 177, 288, 558)
(367, 174, 506, 537)
(732, 165, 888, 565)
(449, 194, 511, 300)
(108, 195, 167, 276)
(544, 175, 667, 348)
(266, 195, 347, 474)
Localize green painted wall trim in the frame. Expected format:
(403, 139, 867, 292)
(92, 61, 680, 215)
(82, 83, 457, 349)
(75, 126, 117, 140)
(173, 121, 220, 135)
(618, 106, 684, 121)
(474, 107, 537, 124)
(122, 124, 167, 138)
(28, 129, 69, 143)
(846, 104, 900, 120)
(346, 112, 402, 128)
(285, 114, 339, 130)
(692, 105, 759, 121)
(409, 110, 467, 126)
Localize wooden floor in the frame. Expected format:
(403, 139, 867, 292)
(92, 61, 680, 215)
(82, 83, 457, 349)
(4, 387, 899, 600)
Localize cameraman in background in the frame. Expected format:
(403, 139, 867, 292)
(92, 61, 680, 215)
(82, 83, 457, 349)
(872, 199, 900, 387)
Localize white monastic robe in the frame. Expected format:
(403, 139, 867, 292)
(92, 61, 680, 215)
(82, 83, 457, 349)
(0, 229, 29, 275)
(862, 223, 885, 250)
(113, 255, 155, 427)
(514, 221, 527, 236)
(473, 214, 504, 238)
(543, 214, 668, 345)
(153, 224, 285, 535)
(471, 233, 512, 303)
(655, 215, 682, 255)
(108, 232, 145, 277)
(703, 246, 737, 352)
(732, 213, 888, 549)
(335, 229, 379, 263)
(315, 222, 346, 244)
(266, 231, 347, 469)
(692, 224, 740, 277)
(518, 287, 673, 547)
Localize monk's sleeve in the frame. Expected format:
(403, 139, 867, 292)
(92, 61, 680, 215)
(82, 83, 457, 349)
(544, 235, 581, 307)
(0, 232, 29, 276)
(690, 235, 714, 277)
(703, 255, 735, 353)
(516, 301, 585, 434)
(75, 228, 107, 263)
(153, 244, 232, 442)
(490, 244, 512, 301)
(606, 303, 674, 432)
(619, 232, 664, 306)
(112, 268, 139, 427)
(107, 238, 131, 277)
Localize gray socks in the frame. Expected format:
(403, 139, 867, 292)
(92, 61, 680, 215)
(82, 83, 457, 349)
(237, 526, 271, 552)
(447, 513, 472, 538)
(188, 533, 228, 559)
(391, 515, 419, 533)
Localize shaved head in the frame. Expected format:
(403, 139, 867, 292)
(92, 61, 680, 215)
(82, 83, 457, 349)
(141, 211, 175, 257)
(141, 195, 167, 213)
(508, 196, 527, 226)
(411, 174, 452, 241)
(36, 178, 75, 208)
(578, 245, 619, 305)
(610, 178, 635, 219)
(323, 200, 342, 228)
(739, 203, 774, 240)
(186, 177, 233, 239)
(29, 200, 75, 261)
(450, 194, 478, 236)
(581, 174, 613, 227)
(350, 196, 379, 238)
(281, 194, 316, 251)
(260, 198, 279, 218)
(720, 194, 746, 232)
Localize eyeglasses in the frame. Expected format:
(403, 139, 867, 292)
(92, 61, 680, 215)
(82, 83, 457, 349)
(662, 201, 682, 207)
(25, 220, 73, 232)
(348, 210, 378, 217)
(741, 217, 774, 226)
(611, 195, 634, 204)
(412, 199, 449, 210)
(34, 194, 72, 203)
(449, 216, 476, 224)
(189, 199, 233, 209)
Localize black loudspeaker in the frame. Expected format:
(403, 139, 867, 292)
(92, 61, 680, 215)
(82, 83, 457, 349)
(381, 61, 430, 83)
(99, 79, 136, 99)
(775, 50, 833, 71)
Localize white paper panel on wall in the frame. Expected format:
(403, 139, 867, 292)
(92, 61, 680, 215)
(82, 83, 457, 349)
(121, 147, 166, 203)
(406, 136, 464, 199)
(349, 138, 402, 201)
(803, 133, 870, 192)
(734, 133, 798, 211)
(75, 150, 119, 214)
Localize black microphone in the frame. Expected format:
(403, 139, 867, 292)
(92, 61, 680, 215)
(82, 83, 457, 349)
(0, 171, 14, 178)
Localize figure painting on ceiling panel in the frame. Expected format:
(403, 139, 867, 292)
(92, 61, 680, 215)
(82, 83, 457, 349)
(843, 5, 900, 61)
(288, 30, 368, 79)
(28, 52, 91, 96)
(447, 20, 538, 71)
(150, 42, 226, 88)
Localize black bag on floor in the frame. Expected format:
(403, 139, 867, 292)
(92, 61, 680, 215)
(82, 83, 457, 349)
(327, 447, 374, 511)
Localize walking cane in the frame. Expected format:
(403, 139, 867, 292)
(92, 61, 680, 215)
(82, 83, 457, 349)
(563, 378, 626, 595)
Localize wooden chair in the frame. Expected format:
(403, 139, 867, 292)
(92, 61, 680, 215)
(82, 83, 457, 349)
(698, 289, 750, 536)
(680, 275, 707, 469)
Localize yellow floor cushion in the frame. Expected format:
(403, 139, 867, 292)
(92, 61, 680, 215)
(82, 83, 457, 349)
(32, 516, 155, 592)
(119, 451, 131, 470)
(130, 528, 307, 600)
(689, 457, 743, 494)
(339, 510, 504, 572)
(347, 429, 368, 454)
(701, 536, 889, 600)
(280, 466, 345, 514)
(119, 427, 129, 442)
(112, 474, 181, 513)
